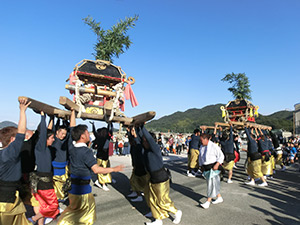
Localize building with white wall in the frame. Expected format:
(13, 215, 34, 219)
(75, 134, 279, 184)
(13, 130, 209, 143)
(294, 103, 300, 136)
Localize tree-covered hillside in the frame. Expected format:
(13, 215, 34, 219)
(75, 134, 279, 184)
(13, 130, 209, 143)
(146, 104, 293, 133)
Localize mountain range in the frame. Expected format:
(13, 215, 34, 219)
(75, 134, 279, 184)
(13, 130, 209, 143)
(146, 103, 293, 133)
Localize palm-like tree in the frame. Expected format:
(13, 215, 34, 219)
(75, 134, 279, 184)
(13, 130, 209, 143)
(83, 15, 139, 63)
(221, 72, 252, 100)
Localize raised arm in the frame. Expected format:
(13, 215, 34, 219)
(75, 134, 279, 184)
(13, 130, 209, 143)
(90, 121, 97, 138)
(70, 109, 76, 128)
(35, 112, 47, 152)
(107, 122, 113, 137)
(18, 98, 31, 134)
(48, 115, 54, 131)
(244, 126, 251, 140)
(54, 117, 61, 132)
(229, 125, 233, 142)
(140, 125, 160, 152)
(131, 127, 142, 145)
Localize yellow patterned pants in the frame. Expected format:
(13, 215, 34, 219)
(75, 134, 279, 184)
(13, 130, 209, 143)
(57, 193, 96, 225)
(97, 158, 112, 184)
(247, 157, 263, 179)
(146, 180, 177, 220)
(189, 148, 199, 169)
(0, 191, 32, 225)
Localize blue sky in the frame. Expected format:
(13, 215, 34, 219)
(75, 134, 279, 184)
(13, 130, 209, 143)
(0, 0, 299, 129)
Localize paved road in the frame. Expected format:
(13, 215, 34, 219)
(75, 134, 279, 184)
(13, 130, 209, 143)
(50, 151, 300, 225)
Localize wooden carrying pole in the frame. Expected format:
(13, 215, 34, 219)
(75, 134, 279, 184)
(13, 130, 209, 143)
(19, 96, 155, 125)
(214, 121, 272, 130)
(124, 111, 156, 126)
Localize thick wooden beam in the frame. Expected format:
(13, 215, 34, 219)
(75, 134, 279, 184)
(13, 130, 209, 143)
(214, 121, 272, 130)
(215, 122, 230, 127)
(59, 96, 80, 111)
(19, 96, 136, 124)
(124, 111, 156, 126)
(18, 96, 65, 117)
(199, 125, 217, 130)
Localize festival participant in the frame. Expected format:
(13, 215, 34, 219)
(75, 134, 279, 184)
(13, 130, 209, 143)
(175, 134, 183, 155)
(187, 129, 201, 177)
(233, 134, 241, 168)
(57, 110, 123, 225)
(257, 128, 273, 181)
(263, 129, 276, 178)
(219, 123, 235, 183)
(20, 128, 40, 217)
(48, 118, 70, 202)
(199, 133, 224, 209)
(0, 98, 32, 225)
(269, 130, 286, 171)
(127, 127, 150, 203)
(136, 125, 182, 225)
(168, 135, 174, 154)
(90, 121, 113, 191)
(29, 112, 59, 225)
(244, 126, 268, 186)
(289, 143, 297, 164)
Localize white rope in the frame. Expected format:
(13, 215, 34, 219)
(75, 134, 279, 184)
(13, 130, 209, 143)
(109, 82, 124, 121)
(74, 79, 85, 118)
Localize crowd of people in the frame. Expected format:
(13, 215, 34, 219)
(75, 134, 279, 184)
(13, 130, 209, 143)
(0, 99, 299, 224)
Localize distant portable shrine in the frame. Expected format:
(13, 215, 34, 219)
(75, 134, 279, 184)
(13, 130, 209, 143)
(220, 99, 259, 123)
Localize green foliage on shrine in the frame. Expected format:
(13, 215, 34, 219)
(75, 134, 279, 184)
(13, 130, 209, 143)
(221, 72, 252, 100)
(83, 15, 139, 63)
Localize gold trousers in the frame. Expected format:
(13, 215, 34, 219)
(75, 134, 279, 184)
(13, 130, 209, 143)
(0, 191, 32, 225)
(130, 170, 150, 193)
(261, 155, 273, 176)
(271, 155, 276, 170)
(276, 154, 283, 166)
(223, 160, 234, 171)
(247, 157, 263, 179)
(57, 193, 96, 225)
(189, 148, 199, 169)
(53, 173, 68, 200)
(97, 158, 112, 184)
(147, 180, 177, 220)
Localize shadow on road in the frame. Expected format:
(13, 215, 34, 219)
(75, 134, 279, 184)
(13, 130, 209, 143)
(111, 172, 151, 216)
(241, 167, 300, 225)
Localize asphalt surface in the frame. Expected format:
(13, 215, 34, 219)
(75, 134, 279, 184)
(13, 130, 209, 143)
(47, 151, 300, 225)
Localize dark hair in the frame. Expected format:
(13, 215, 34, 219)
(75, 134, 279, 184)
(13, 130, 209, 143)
(97, 127, 108, 137)
(200, 133, 210, 139)
(194, 129, 200, 134)
(222, 131, 229, 140)
(71, 125, 88, 141)
(0, 126, 18, 148)
(150, 132, 157, 142)
(57, 125, 67, 131)
(47, 129, 55, 139)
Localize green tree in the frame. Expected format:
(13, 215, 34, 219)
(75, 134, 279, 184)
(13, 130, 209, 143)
(83, 15, 139, 63)
(221, 72, 252, 100)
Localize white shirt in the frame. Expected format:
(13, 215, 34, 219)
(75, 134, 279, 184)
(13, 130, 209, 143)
(199, 140, 224, 166)
(74, 142, 87, 148)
